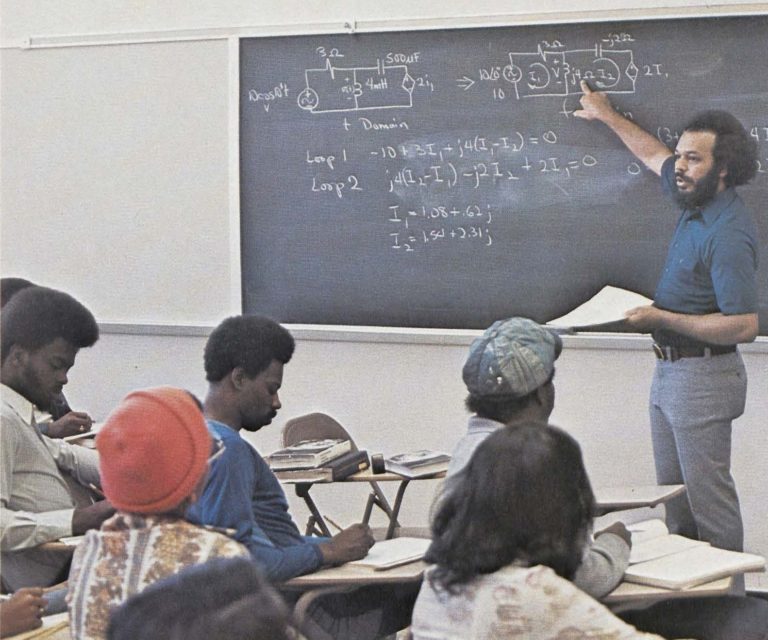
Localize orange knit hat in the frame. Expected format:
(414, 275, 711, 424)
(96, 387, 212, 514)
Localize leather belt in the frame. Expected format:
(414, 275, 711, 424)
(653, 343, 736, 362)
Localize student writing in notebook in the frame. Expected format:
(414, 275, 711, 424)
(187, 314, 418, 640)
(1, 278, 95, 440)
(0, 286, 113, 591)
(412, 422, 666, 639)
(444, 317, 768, 638)
(447, 316, 631, 599)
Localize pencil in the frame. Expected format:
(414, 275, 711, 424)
(88, 483, 105, 498)
(324, 515, 343, 532)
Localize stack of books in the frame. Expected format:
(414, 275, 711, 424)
(268, 438, 369, 482)
(384, 450, 451, 478)
(267, 438, 352, 470)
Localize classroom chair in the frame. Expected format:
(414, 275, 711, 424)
(281, 412, 401, 536)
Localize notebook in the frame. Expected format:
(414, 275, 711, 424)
(349, 537, 431, 571)
(627, 519, 709, 564)
(624, 544, 765, 590)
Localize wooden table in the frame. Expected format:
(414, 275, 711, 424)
(283, 559, 427, 590)
(604, 575, 733, 605)
(5, 612, 69, 639)
(281, 557, 426, 633)
(593, 484, 686, 512)
(276, 469, 446, 540)
(278, 473, 684, 540)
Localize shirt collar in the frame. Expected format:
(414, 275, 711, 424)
(1, 383, 37, 426)
(206, 418, 239, 435)
(686, 187, 737, 226)
(467, 414, 505, 434)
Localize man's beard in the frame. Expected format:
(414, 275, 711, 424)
(18, 364, 56, 410)
(243, 409, 277, 432)
(674, 163, 721, 209)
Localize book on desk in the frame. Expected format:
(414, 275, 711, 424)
(384, 450, 451, 478)
(267, 438, 352, 470)
(273, 449, 370, 482)
(622, 519, 766, 590)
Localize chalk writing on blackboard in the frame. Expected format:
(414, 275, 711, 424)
(239, 16, 768, 330)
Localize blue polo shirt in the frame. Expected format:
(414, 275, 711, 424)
(654, 156, 758, 339)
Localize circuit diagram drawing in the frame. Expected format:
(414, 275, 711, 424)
(504, 44, 638, 99)
(297, 58, 415, 113)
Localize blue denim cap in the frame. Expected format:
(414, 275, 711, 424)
(463, 317, 563, 397)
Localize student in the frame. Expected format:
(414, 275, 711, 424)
(188, 314, 417, 640)
(576, 88, 759, 554)
(188, 314, 373, 579)
(412, 422, 663, 639)
(0, 278, 95, 439)
(449, 316, 630, 599)
(107, 557, 294, 640)
(0, 278, 35, 309)
(0, 286, 113, 591)
(0, 587, 47, 638)
(449, 318, 768, 639)
(67, 387, 250, 640)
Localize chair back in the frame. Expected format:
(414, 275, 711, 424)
(281, 412, 359, 452)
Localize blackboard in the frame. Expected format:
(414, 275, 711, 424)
(240, 15, 768, 332)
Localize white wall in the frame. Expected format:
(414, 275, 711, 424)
(2, 1, 767, 578)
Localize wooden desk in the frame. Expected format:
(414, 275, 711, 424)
(278, 474, 682, 540)
(6, 612, 69, 639)
(604, 576, 732, 605)
(283, 559, 427, 591)
(281, 558, 426, 633)
(276, 469, 446, 540)
(593, 485, 686, 512)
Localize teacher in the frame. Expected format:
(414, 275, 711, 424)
(575, 81, 759, 553)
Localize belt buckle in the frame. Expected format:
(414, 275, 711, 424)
(653, 343, 666, 360)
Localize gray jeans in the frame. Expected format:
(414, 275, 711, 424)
(649, 351, 746, 552)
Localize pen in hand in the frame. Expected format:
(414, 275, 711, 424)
(324, 515, 344, 533)
(88, 483, 105, 499)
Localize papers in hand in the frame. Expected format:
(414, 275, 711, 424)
(546, 285, 653, 330)
(349, 537, 431, 570)
(623, 519, 766, 589)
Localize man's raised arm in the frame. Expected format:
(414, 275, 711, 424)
(574, 80, 672, 176)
